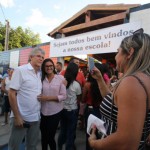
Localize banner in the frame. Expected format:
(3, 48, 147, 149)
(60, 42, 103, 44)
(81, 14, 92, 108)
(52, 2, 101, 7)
(50, 22, 141, 57)
(10, 51, 19, 68)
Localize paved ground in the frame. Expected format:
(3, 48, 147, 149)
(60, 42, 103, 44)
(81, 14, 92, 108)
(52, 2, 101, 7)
(0, 114, 86, 150)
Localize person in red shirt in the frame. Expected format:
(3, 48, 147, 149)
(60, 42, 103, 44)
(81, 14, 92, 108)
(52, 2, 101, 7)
(60, 57, 86, 87)
(81, 63, 104, 150)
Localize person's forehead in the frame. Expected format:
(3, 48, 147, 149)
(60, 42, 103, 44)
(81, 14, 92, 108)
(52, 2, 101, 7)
(36, 51, 44, 55)
(46, 61, 53, 65)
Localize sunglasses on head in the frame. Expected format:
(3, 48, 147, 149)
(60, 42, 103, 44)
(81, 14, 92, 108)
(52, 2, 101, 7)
(133, 28, 144, 35)
(132, 28, 144, 50)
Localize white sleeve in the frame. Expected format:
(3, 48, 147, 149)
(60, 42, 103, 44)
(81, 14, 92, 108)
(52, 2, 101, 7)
(9, 68, 23, 90)
(75, 81, 82, 96)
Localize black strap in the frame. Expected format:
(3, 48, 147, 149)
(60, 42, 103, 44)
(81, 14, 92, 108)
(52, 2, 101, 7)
(131, 75, 149, 149)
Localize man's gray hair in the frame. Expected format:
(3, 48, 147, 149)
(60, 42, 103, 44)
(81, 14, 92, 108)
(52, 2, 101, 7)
(28, 47, 45, 62)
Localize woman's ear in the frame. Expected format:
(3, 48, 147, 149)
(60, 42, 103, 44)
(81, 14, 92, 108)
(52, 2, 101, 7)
(127, 47, 134, 59)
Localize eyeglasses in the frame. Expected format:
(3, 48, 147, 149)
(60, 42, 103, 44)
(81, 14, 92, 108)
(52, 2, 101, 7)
(45, 65, 53, 68)
(132, 28, 144, 50)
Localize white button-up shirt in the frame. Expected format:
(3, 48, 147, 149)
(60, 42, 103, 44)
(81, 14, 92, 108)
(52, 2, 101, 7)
(10, 63, 42, 122)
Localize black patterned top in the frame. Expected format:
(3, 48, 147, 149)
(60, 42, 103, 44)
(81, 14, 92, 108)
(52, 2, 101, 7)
(100, 93, 150, 150)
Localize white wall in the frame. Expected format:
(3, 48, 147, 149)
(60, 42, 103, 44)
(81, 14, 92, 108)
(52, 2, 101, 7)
(130, 8, 150, 35)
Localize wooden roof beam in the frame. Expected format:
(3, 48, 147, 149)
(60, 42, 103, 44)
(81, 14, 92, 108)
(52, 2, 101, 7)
(59, 12, 127, 34)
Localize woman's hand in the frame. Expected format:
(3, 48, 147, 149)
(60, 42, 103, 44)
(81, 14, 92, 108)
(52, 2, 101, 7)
(37, 94, 48, 101)
(62, 79, 67, 86)
(91, 66, 103, 80)
(88, 126, 97, 148)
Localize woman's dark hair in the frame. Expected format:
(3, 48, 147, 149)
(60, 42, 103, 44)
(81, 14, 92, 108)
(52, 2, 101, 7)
(41, 58, 56, 82)
(64, 62, 79, 89)
(87, 63, 104, 104)
(102, 63, 112, 78)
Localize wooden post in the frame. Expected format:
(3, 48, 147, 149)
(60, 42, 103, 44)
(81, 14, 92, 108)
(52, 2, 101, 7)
(4, 20, 10, 51)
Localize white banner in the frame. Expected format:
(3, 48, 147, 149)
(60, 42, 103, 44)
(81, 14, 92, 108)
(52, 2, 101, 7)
(10, 51, 19, 68)
(50, 22, 141, 57)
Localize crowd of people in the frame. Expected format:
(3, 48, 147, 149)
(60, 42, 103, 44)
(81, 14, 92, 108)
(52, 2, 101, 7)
(0, 28, 150, 150)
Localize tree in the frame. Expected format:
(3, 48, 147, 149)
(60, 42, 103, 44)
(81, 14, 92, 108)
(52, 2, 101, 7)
(0, 22, 5, 51)
(0, 22, 41, 51)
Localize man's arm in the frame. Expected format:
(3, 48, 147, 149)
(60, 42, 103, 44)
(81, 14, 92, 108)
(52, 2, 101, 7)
(1, 79, 8, 94)
(9, 88, 24, 127)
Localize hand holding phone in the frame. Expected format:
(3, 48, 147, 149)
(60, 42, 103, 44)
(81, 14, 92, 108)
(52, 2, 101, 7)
(95, 128, 107, 139)
(88, 56, 95, 72)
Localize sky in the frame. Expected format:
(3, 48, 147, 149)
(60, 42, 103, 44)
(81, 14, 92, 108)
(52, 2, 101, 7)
(0, 0, 149, 43)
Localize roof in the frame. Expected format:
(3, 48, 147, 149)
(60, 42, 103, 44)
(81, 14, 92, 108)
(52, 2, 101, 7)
(48, 4, 140, 38)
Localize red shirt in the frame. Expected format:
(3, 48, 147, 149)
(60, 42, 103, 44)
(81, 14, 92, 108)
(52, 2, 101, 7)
(82, 82, 100, 107)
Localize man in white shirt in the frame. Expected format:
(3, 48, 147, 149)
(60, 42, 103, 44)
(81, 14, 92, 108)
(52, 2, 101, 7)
(8, 47, 45, 150)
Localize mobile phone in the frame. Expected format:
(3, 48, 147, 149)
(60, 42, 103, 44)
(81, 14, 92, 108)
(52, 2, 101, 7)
(88, 56, 95, 72)
(95, 129, 107, 139)
(23, 122, 30, 128)
(89, 127, 106, 139)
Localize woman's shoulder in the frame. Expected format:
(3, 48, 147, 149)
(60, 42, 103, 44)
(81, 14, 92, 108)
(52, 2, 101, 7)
(55, 74, 65, 81)
(116, 75, 144, 92)
(72, 80, 81, 87)
(115, 74, 149, 105)
(119, 73, 150, 90)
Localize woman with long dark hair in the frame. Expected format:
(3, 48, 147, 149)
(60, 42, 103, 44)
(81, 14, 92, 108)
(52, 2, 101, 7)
(58, 62, 82, 150)
(82, 63, 104, 150)
(37, 58, 66, 150)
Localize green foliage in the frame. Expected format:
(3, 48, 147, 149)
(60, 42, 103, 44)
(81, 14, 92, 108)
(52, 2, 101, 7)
(0, 22, 41, 51)
(0, 22, 5, 51)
